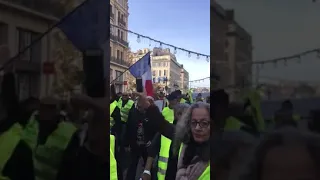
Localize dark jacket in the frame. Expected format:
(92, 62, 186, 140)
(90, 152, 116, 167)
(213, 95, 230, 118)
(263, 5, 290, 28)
(148, 119, 180, 180)
(110, 106, 121, 136)
(124, 107, 157, 149)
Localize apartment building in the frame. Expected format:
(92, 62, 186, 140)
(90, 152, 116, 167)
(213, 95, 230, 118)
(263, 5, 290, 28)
(110, 0, 130, 93)
(151, 48, 186, 93)
(225, 10, 253, 100)
(0, 0, 63, 100)
(180, 65, 190, 93)
(211, 1, 230, 89)
(211, 2, 253, 100)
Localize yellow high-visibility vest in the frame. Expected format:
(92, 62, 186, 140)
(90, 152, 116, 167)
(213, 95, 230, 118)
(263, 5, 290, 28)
(157, 107, 174, 180)
(180, 98, 186, 104)
(0, 123, 22, 180)
(117, 98, 134, 123)
(224, 116, 243, 131)
(22, 114, 77, 180)
(178, 145, 210, 180)
(110, 135, 118, 180)
(110, 100, 118, 128)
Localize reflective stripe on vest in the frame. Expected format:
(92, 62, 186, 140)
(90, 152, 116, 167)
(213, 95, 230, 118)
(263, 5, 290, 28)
(22, 115, 77, 180)
(178, 145, 210, 180)
(110, 101, 118, 127)
(110, 135, 115, 155)
(110, 135, 118, 180)
(0, 123, 22, 179)
(157, 108, 174, 180)
(117, 98, 134, 123)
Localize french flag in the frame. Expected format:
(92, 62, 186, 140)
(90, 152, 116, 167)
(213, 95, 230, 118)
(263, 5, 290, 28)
(129, 52, 153, 96)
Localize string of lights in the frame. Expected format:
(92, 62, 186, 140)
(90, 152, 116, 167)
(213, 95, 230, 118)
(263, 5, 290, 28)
(189, 77, 210, 83)
(111, 24, 210, 61)
(237, 48, 320, 67)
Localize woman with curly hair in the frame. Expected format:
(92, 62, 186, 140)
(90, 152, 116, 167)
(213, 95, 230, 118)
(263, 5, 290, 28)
(136, 92, 210, 180)
(239, 127, 320, 180)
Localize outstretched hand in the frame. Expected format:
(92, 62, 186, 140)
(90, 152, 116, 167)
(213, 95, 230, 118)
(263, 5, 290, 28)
(133, 92, 151, 109)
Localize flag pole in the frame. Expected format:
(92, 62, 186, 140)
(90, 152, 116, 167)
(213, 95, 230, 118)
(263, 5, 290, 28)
(110, 52, 151, 84)
(0, 0, 93, 71)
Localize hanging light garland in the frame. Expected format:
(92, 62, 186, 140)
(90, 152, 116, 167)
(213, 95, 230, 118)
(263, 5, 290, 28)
(111, 24, 210, 61)
(189, 77, 210, 83)
(237, 48, 320, 67)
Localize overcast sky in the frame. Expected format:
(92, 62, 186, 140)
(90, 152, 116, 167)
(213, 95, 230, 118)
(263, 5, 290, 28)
(217, 0, 320, 83)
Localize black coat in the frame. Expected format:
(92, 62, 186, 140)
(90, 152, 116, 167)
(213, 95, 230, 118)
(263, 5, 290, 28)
(124, 107, 157, 149)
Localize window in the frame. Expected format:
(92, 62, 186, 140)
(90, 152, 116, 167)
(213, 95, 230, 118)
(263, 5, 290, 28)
(120, 51, 123, 60)
(17, 29, 41, 62)
(0, 22, 8, 45)
(117, 29, 120, 37)
(117, 50, 120, 59)
(110, 5, 113, 14)
(152, 70, 156, 76)
(110, 46, 112, 57)
(120, 31, 123, 40)
(159, 70, 162, 76)
(110, 68, 113, 81)
(118, 12, 121, 21)
(115, 70, 123, 82)
(153, 78, 156, 83)
(164, 70, 167, 76)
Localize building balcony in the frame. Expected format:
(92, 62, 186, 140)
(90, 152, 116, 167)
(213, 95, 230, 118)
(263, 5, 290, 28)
(111, 57, 130, 67)
(3, 0, 66, 17)
(118, 18, 126, 26)
(118, 37, 129, 47)
(111, 12, 114, 19)
(110, 34, 129, 47)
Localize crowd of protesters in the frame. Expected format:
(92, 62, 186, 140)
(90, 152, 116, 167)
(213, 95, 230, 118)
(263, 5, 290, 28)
(1, 70, 320, 180)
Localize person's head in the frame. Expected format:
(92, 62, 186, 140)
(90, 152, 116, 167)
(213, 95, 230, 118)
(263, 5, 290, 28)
(121, 92, 129, 101)
(175, 102, 210, 145)
(281, 100, 293, 110)
(211, 89, 229, 128)
(38, 97, 60, 123)
(274, 109, 297, 128)
(174, 103, 190, 121)
(167, 93, 179, 108)
(175, 90, 182, 97)
(240, 127, 320, 180)
(19, 97, 40, 123)
(213, 131, 256, 180)
(159, 92, 165, 98)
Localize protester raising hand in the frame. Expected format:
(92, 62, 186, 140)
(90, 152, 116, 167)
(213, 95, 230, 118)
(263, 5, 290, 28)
(133, 92, 151, 109)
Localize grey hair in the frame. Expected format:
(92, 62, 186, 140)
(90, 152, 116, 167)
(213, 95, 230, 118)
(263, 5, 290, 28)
(239, 127, 320, 180)
(173, 103, 190, 117)
(172, 102, 210, 154)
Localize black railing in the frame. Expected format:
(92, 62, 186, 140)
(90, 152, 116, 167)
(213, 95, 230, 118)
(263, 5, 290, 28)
(111, 57, 131, 67)
(110, 34, 129, 47)
(118, 37, 129, 47)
